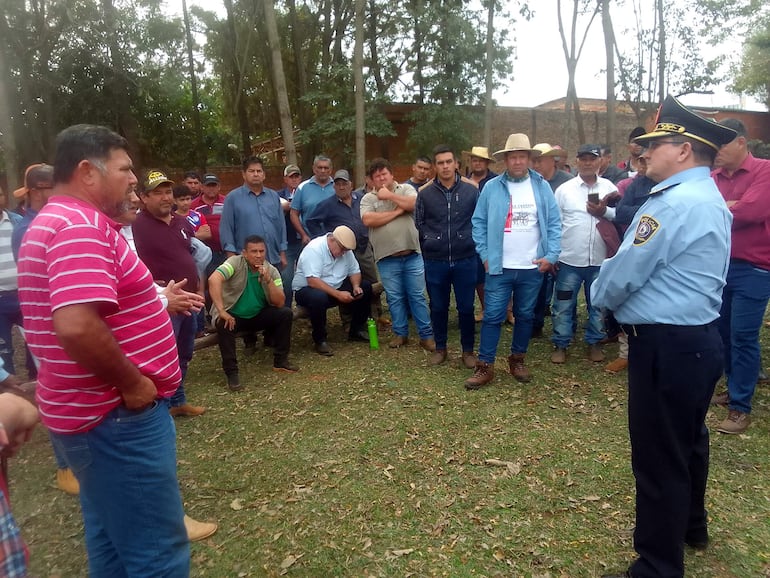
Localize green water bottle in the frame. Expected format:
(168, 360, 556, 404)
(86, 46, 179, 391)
(367, 318, 379, 350)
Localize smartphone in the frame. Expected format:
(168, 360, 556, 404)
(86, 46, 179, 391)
(588, 192, 600, 203)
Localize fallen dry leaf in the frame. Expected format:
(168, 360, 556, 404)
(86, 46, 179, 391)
(280, 553, 303, 569)
(230, 498, 244, 511)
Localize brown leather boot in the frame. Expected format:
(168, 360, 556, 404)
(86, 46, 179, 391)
(507, 353, 531, 382)
(465, 361, 495, 390)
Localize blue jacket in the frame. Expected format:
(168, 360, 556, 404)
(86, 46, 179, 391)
(471, 169, 561, 275)
(414, 174, 478, 263)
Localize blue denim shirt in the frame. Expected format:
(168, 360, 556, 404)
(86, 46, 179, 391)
(471, 169, 561, 275)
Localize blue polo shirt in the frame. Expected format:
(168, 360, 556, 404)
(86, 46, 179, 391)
(291, 176, 335, 230)
(304, 192, 369, 251)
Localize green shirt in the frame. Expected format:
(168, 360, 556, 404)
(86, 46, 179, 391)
(229, 270, 268, 318)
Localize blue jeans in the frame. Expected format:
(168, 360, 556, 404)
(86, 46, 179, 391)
(551, 263, 605, 348)
(0, 291, 23, 375)
(718, 260, 770, 414)
(170, 313, 195, 407)
(478, 268, 542, 363)
(281, 242, 302, 307)
(424, 257, 476, 352)
(50, 400, 189, 577)
(377, 252, 433, 339)
(533, 272, 555, 330)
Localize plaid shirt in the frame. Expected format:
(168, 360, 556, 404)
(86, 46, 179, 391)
(0, 484, 27, 577)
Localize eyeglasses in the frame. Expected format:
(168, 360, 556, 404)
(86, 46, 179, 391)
(642, 140, 685, 151)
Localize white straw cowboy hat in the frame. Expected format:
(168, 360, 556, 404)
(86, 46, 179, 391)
(493, 133, 534, 157)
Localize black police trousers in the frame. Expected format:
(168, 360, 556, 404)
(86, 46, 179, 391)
(624, 322, 722, 578)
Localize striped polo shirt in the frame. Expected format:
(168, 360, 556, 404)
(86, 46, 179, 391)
(0, 212, 18, 291)
(18, 196, 181, 434)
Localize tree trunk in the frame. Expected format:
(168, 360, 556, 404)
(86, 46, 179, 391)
(102, 0, 142, 166)
(601, 0, 616, 148)
(482, 0, 494, 149)
(182, 0, 205, 170)
(353, 0, 365, 186)
(656, 0, 665, 102)
(0, 29, 19, 191)
(286, 0, 311, 164)
(368, 0, 386, 97)
(262, 0, 297, 165)
(411, 0, 424, 104)
(557, 0, 598, 145)
(223, 0, 251, 157)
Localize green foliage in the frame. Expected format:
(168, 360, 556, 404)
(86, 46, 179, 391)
(404, 105, 481, 161)
(748, 139, 770, 160)
(615, 0, 723, 106)
(299, 65, 395, 167)
(732, 12, 770, 110)
(0, 0, 234, 170)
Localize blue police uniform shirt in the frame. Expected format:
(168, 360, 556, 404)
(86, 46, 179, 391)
(590, 166, 732, 325)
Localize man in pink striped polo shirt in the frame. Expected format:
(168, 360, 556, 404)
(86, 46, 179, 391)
(17, 125, 190, 576)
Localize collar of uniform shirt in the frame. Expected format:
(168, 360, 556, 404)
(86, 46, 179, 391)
(503, 172, 530, 184)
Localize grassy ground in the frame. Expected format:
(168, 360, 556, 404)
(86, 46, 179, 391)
(9, 311, 770, 577)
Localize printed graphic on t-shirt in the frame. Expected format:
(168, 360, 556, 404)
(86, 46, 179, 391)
(505, 197, 537, 231)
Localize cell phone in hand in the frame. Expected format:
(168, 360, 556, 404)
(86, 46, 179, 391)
(588, 192, 600, 203)
(353, 292, 364, 299)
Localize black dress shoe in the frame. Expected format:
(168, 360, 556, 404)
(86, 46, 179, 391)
(314, 341, 334, 356)
(348, 330, 369, 342)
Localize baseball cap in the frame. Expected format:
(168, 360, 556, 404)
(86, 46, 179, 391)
(13, 164, 54, 199)
(333, 169, 351, 182)
(576, 144, 601, 157)
(202, 173, 219, 185)
(144, 170, 174, 191)
(284, 164, 301, 177)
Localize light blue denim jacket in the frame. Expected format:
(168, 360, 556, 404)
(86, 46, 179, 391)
(471, 169, 561, 275)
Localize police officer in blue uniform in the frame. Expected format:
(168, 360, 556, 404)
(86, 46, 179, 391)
(592, 95, 737, 578)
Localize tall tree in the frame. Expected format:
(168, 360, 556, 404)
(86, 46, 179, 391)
(482, 0, 495, 149)
(600, 0, 616, 147)
(182, 0, 205, 171)
(733, 14, 770, 110)
(556, 0, 599, 145)
(0, 17, 19, 189)
(353, 0, 366, 185)
(262, 0, 297, 165)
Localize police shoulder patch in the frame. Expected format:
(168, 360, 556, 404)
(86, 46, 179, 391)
(633, 215, 661, 246)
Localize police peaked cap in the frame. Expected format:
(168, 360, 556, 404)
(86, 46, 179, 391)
(633, 95, 737, 151)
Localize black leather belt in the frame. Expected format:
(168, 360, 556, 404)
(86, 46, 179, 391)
(620, 321, 717, 337)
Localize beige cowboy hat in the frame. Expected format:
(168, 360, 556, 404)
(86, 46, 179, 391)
(493, 134, 534, 157)
(463, 146, 493, 161)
